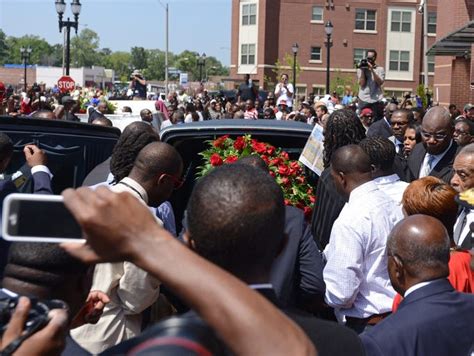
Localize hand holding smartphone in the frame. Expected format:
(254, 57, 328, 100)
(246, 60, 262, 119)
(2, 193, 85, 243)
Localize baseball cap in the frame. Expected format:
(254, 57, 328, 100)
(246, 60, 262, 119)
(210, 99, 217, 104)
(279, 100, 287, 106)
(463, 104, 473, 111)
(360, 108, 374, 116)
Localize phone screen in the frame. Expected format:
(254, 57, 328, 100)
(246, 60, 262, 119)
(6, 198, 83, 240)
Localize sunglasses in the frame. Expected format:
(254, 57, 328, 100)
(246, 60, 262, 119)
(160, 173, 184, 190)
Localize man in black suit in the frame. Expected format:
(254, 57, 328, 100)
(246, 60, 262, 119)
(183, 164, 364, 356)
(238, 155, 325, 310)
(360, 215, 474, 356)
(366, 102, 397, 138)
(405, 106, 458, 183)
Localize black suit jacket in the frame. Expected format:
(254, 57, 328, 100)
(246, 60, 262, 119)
(311, 168, 347, 249)
(270, 206, 325, 308)
(405, 141, 458, 183)
(360, 279, 474, 356)
(367, 118, 392, 139)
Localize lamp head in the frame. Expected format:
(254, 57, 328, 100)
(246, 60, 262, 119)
(292, 43, 299, 54)
(71, 0, 82, 16)
(325, 20, 334, 36)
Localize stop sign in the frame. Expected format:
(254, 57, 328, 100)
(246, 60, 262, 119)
(57, 76, 75, 93)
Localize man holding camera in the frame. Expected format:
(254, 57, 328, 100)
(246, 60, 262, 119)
(129, 70, 147, 100)
(357, 50, 385, 121)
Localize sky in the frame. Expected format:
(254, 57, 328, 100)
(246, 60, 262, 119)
(0, 0, 232, 65)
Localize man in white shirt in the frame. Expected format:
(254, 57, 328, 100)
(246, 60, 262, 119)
(360, 136, 408, 204)
(71, 142, 183, 353)
(323, 145, 403, 333)
(451, 143, 474, 249)
(274, 73, 294, 110)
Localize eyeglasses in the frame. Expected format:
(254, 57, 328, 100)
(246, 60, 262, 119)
(421, 131, 448, 141)
(160, 173, 184, 190)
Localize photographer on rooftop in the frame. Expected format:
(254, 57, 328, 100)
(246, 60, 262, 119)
(357, 49, 385, 121)
(129, 70, 147, 100)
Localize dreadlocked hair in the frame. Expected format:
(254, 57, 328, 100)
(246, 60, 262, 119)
(323, 109, 366, 168)
(109, 122, 160, 183)
(359, 136, 396, 171)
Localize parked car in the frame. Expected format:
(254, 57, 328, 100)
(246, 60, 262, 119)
(0, 116, 121, 194)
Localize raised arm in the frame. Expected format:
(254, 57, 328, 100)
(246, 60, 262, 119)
(62, 187, 316, 356)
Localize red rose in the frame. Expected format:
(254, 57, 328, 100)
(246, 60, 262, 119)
(296, 176, 306, 184)
(266, 145, 276, 155)
(280, 151, 289, 161)
(290, 161, 300, 170)
(303, 206, 312, 220)
(213, 135, 229, 148)
(269, 157, 282, 166)
(309, 195, 316, 204)
(251, 139, 267, 154)
(269, 171, 276, 178)
(234, 136, 246, 151)
(295, 202, 305, 210)
(284, 199, 292, 206)
(307, 188, 313, 195)
(260, 155, 270, 164)
(278, 164, 290, 176)
(210, 153, 223, 166)
(281, 177, 290, 186)
(225, 155, 238, 164)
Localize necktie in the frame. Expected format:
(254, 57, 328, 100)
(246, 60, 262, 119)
(422, 154, 434, 177)
(453, 208, 468, 245)
(398, 143, 404, 155)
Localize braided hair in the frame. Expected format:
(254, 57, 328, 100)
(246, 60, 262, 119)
(359, 136, 396, 172)
(323, 109, 366, 168)
(109, 121, 160, 183)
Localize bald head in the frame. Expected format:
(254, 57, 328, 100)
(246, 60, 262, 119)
(130, 141, 183, 181)
(423, 106, 451, 128)
(331, 144, 372, 175)
(421, 107, 454, 155)
(388, 215, 450, 281)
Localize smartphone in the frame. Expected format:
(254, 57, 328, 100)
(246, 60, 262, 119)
(2, 193, 85, 243)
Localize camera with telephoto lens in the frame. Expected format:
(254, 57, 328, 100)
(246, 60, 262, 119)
(0, 297, 67, 336)
(357, 57, 375, 69)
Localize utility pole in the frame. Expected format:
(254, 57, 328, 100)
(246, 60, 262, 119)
(165, 3, 169, 99)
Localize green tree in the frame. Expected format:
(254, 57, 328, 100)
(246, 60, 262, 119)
(101, 51, 132, 82)
(70, 28, 100, 67)
(0, 30, 9, 65)
(130, 46, 148, 71)
(330, 70, 358, 97)
(5, 35, 54, 65)
(143, 49, 167, 80)
(174, 50, 200, 81)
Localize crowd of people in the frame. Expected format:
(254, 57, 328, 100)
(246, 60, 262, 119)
(0, 64, 474, 355)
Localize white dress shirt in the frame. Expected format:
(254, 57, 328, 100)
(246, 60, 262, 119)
(453, 209, 474, 247)
(419, 140, 453, 178)
(323, 181, 403, 322)
(373, 174, 409, 205)
(71, 177, 161, 354)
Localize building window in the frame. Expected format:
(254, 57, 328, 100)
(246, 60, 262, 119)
(312, 6, 323, 22)
(312, 86, 325, 96)
(391, 11, 411, 32)
(428, 12, 437, 34)
(311, 47, 321, 61)
(389, 50, 410, 71)
(241, 44, 256, 65)
(428, 55, 435, 72)
(353, 48, 370, 66)
(242, 3, 257, 26)
(355, 9, 376, 31)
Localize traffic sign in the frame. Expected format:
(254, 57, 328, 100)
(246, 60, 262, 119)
(57, 76, 75, 93)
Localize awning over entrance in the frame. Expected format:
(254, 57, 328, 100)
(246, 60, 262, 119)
(427, 20, 474, 56)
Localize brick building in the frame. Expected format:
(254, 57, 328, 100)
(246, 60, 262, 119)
(230, 0, 438, 100)
(428, 0, 474, 107)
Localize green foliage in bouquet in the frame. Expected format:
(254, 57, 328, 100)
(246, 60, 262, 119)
(197, 135, 316, 219)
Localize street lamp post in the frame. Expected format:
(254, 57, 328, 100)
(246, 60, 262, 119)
(325, 21, 333, 94)
(158, 1, 169, 99)
(291, 43, 299, 92)
(55, 0, 82, 76)
(20, 47, 32, 92)
(197, 53, 206, 82)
